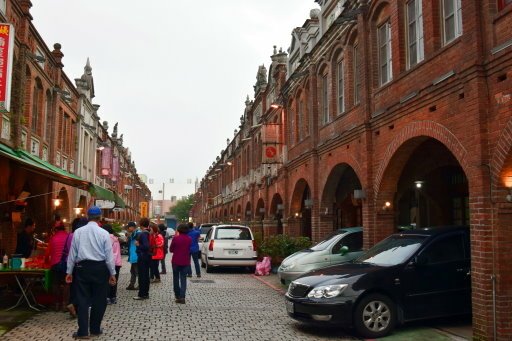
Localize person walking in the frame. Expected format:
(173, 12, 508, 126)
(149, 224, 164, 283)
(125, 222, 139, 290)
(65, 217, 88, 318)
(158, 224, 169, 275)
(65, 206, 116, 339)
(103, 224, 122, 304)
(45, 221, 70, 312)
(187, 222, 201, 278)
(133, 218, 151, 300)
(169, 223, 192, 304)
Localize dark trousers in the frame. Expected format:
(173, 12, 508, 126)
(108, 266, 121, 299)
(172, 265, 190, 299)
(188, 251, 201, 276)
(129, 263, 138, 287)
(150, 259, 160, 280)
(137, 256, 151, 298)
(160, 254, 167, 273)
(74, 260, 109, 336)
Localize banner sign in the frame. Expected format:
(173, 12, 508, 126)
(111, 156, 119, 181)
(0, 23, 14, 112)
(262, 143, 280, 164)
(139, 201, 148, 217)
(262, 123, 280, 144)
(101, 147, 112, 176)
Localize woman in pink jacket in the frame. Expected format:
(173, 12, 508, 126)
(45, 222, 70, 311)
(149, 224, 164, 283)
(103, 224, 122, 304)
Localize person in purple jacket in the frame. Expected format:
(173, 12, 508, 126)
(169, 223, 192, 304)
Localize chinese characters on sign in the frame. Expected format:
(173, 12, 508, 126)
(139, 201, 148, 217)
(0, 24, 14, 112)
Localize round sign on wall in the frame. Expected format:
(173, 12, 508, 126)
(265, 146, 277, 158)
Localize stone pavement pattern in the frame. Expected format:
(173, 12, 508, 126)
(2, 259, 360, 341)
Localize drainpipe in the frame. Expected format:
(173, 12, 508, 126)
(492, 274, 496, 340)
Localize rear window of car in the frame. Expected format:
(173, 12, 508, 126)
(215, 227, 252, 240)
(200, 226, 213, 234)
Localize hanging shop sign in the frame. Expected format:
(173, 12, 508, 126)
(95, 199, 116, 209)
(0, 23, 14, 112)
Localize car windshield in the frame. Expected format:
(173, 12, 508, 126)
(309, 232, 344, 251)
(354, 234, 427, 266)
(215, 227, 252, 240)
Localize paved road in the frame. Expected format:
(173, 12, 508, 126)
(2, 259, 359, 341)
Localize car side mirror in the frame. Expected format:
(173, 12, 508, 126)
(414, 254, 428, 266)
(340, 246, 349, 256)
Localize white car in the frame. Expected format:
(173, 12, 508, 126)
(200, 224, 257, 273)
(197, 223, 216, 251)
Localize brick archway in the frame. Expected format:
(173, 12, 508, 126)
(374, 121, 471, 206)
(491, 117, 512, 193)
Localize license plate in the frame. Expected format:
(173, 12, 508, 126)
(228, 250, 239, 255)
(285, 300, 294, 314)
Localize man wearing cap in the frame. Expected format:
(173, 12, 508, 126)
(125, 221, 139, 290)
(66, 206, 116, 339)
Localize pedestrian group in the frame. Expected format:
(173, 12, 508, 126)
(40, 206, 202, 339)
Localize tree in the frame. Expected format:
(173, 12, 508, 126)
(169, 194, 194, 221)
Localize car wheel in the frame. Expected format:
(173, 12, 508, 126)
(205, 259, 213, 273)
(354, 293, 396, 339)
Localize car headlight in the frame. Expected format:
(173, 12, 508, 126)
(307, 284, 348, 299)
(282, 262, 295, 270)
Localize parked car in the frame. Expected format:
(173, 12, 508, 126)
(278, 227, 364, 285)
(285, 226, 471, 338)
(200, 224, 257, 273)
(198, 223, 216, 251)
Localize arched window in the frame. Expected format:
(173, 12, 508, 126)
(31, 79, 43, 134)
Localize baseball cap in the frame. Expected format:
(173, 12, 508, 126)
(87, 206, 102, 216)
(125, 221, 136, 228)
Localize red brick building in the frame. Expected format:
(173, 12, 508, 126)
(0, 1, 150, 254)
(193, 0, 512, 339)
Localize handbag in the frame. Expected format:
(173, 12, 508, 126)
(53, 234, 70, 273)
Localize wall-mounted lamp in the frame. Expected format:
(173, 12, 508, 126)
(26, 51, 46, 63)
(506, 191, 512, 203)
(414, 181, 424, 189)
(241, 137, 252, 141)
(382, 201, 392, 210)
(74, 207, 82, 215)
(270, 103, 283, 109)
(53, 198, 62, 207)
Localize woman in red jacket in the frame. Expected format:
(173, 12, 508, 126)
(149, 224, 164, 283)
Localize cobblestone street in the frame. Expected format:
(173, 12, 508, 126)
(1, 259, 359, 341)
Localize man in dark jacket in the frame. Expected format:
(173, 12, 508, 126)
(15, 218, 36, 258)
(134, 218, 151, 300)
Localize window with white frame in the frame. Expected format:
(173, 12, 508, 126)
(56, 152, 61, 167)
(321, 75, 329, 124)
(62, 157, 68, 171)
(337, 60, 345, 114)
(297, 99, 303, 141)
(0, 0, 6, 15)
(407, 0, 424, 68)
(69, 159, 75, 173)
(378, 21, 393, 86)
(1, 114, 10, 140)
(21, 131, 27, 149)
(442, 0, 462, 45)
(30, 138, 40, 156)
(354, 45, 360, 105)
(42, 146, 48, 161)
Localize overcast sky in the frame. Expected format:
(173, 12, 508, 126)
(30, 1, 319, 199)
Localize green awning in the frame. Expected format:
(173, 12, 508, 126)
(88, 183, 115, 202)
(113, 192, 126, 208)
(0, 144, 88, 188)
(17, 150, 86, 184)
